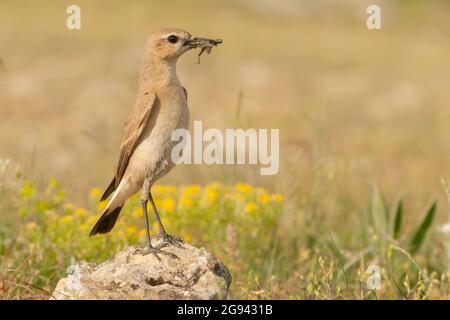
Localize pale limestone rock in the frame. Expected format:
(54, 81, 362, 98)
(51, 241, 231, 300)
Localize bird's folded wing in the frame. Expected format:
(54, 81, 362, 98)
(114, 92, 157, 188)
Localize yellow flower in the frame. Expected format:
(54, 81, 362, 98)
(179, 196, 193, 209)
(98, 201, 107, 211)
(61, 216, 73, 224)
(139, 229, 147, 239)
(74, 208, 86, 218)
(54, 190, 66, 202)
(153, 197, 163, 209)
(36, 200, 50, 212)
(244, 202, 257, 214)
(181, 185, 202, 197)
(153, 185, 177, 196)
(48, 177, 59, 189)
(209, 182, 223, 189)
(133, 207, 143, 218)
(271, 193, 284, 203)
(166, 186, 178, 194)
(20, 181, 36, 199)
(152, 185, 165, 194)
(90, 188, 102, 199)
(161, 198, 175, 213)
(26, 222, 37, 230)
(258, 193, 270, 204)
(235, 182, 254, 194)
(126, 226, 137, 236)
(200, 187, 218, 207)
(183, 233, 193, 243)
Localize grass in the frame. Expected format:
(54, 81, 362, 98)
(1, 0, 450, 299)
(1, 175, 449, 299)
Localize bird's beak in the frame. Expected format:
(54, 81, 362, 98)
(184, 37, 223, 49)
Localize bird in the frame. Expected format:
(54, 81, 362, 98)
(89, 28, 222, 259)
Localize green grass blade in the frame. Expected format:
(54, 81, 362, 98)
(392, 200, 403, 239)
(388, 243, 419, 270)
(408, 201, 437, 255)
(369, 186, 389, 234)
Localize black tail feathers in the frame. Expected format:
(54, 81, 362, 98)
(89, 205, 123, 236)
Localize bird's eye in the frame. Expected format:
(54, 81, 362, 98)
(167, 35, 179, 44)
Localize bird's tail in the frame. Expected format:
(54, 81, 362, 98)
(89, 205, 123, 236)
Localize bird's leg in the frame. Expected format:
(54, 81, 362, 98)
(135, 179, 178, 260)
(142, 197, 152, 248)
(149, 191, 184, 249)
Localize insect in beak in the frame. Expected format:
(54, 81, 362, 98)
(184, 37, 223, 64)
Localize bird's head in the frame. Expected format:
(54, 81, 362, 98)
(147, 28, 222, 61)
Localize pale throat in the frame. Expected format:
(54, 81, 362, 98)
(139, 55, 181, 91)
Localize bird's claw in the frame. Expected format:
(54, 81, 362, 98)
(135, 245, 179, 261)
(155, 233, 184, 249)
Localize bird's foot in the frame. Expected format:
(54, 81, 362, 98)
(154, 232, 184, 249)
(134, 245, 179, 261)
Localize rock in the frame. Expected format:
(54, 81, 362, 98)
(51, 240, 231, 300)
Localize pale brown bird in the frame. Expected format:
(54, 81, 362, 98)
(89, 28, 221, 258)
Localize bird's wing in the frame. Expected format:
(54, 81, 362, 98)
(100, 92, 157, 201)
